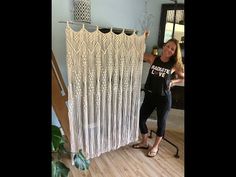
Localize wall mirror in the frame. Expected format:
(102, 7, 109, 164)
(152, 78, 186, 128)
(158, 3, 184, 49)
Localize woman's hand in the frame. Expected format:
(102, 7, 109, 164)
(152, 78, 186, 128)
(168, 80, 174, 90)
(144, 30, 150, 40)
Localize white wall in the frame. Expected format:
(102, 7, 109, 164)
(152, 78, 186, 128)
(52, 107, 61, 127)
(52, 0, 72, 86)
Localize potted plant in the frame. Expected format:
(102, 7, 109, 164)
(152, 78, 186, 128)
(52, 125, 90, 177)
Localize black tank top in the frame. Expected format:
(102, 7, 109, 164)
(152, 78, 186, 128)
(144, 56, 174, 96)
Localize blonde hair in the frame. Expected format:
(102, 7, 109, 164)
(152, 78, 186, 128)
(165, 38, 184, 72)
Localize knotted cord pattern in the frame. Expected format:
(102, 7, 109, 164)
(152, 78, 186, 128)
(65, 24, 146, 159)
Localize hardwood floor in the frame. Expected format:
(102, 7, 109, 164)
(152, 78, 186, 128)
(62, 109, 184, 177)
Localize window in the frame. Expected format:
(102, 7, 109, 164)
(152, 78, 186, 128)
(158, 3, 184, 49)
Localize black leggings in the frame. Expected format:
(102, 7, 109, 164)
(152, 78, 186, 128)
(139, 91, 172, 137)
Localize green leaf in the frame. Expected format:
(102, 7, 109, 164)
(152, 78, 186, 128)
(52, 161, 57, 177)
(52, 160, 70, 177)
(52, 125, 63, 152)
(74, 150, 90, 170)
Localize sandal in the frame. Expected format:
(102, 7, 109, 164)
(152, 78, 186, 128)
(132, 143, 149, 149)
(147, 148, 159, 157)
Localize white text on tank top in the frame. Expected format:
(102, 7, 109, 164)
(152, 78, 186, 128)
(150, 65, 171, 78)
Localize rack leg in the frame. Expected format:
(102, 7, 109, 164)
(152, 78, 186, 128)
(149, 130, 180, 158)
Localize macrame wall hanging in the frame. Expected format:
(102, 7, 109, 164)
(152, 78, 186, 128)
(65, 22, 146, 159)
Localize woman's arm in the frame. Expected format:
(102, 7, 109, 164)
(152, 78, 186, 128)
(143, 31, 155, 64)
(170, 67, 184, 87)
(144, 53, 155, 64)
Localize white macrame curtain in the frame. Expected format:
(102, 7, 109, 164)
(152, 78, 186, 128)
(65, 23, 146, 159)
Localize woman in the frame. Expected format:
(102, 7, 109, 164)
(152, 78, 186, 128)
(132, 36, 184, 157)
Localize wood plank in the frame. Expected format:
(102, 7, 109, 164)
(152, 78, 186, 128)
(51, 51, 70, 142)
(62, 129, 184, 177)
